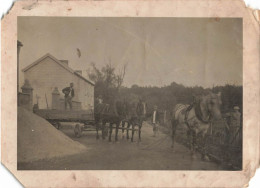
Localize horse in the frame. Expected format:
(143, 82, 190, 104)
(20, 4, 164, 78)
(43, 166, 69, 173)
(121, 100, 145, 142)
(94, 99, 125, 142)
(94, 97, 145, 142)
(171, 92, 222, 160)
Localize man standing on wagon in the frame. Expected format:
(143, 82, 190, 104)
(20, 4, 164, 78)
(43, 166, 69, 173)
(62, 82, 74, 110)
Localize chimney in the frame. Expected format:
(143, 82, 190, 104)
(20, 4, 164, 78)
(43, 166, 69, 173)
(75, 70, 82, 75)
(59, 60, 68, 66)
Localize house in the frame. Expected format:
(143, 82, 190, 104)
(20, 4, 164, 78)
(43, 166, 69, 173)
(22, 53, 95, 110)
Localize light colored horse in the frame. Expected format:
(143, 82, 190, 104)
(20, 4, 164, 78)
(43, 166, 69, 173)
(171, 92, 222, 160)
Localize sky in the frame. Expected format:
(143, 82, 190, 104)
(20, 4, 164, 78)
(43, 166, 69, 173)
(18, 17, 242, 88)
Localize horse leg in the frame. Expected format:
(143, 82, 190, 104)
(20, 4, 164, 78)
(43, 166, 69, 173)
(187, 129, 192, 150)
(127, 122, 130, 140)
(171, 119, 178, 150)
(115, 122, 119, 142)
(96, 120, 100, 140)
(122, 121, 125, 139)
(101, 121, 106, 140)
(108, 122, 113, 142)
(131, 123, 135, 142)
(201, 133, 209, 161)
(122, 121, 125, 133)
(191, 131, 198, 158)
(138, 123, 142, 142)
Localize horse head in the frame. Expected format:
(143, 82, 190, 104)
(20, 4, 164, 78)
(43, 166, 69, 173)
(202, 92, 222, 121)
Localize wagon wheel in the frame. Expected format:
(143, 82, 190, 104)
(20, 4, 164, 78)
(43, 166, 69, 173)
(74, 124, 82, 138)
(50, 121, 60, 130)
(55, 122, 61, 130)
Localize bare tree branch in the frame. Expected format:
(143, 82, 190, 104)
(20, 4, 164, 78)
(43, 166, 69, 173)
(116, 63, 127, 90)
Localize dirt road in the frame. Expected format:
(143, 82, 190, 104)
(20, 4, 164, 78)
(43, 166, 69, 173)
(18, 121, 225, 170)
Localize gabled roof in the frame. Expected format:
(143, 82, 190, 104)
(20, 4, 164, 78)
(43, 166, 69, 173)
(22, 53, 95, 86)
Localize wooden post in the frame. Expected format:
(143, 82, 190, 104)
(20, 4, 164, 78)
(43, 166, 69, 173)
(52, 87, 60, 110)
(45, 93, 49, 109)
(164, 110, 167, 125)
(21, 79, 33, 111)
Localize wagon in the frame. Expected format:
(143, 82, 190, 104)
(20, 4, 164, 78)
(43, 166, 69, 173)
(34, 109, 97, 137)
(34, 107, 142, 141)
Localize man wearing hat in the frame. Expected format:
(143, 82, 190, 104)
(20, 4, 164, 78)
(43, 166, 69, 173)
(95, 95, 105, 115)
(225, 106, 241, 143)
(62, 82, 75, 110)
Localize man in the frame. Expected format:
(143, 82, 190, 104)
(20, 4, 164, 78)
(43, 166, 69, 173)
(136, 99, 144, 117)
(224, 106, 242, 143)
(95, 95, 105, 115)
(152, 105, 160, 137)
(142, 101, 147, 120)
(97, 95, 103, 104)
(136, 99, 145, 129)
(62, 83, 74, 110)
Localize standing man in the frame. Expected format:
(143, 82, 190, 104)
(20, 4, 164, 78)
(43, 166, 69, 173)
(142, 101, 147, 120)
(136, 98, 147, 119)
(225, 106, 241, 143)
(97, 95, 103, 104)
(136, 99, 145, 131)
(62, 83, 74, 110)
(152, 105, 160, 137)
(136, 99, 144, 117)
(95, 95, 105, 116)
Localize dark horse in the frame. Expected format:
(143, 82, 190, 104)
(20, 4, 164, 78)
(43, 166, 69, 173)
(94, 98, 145, 142)
(121, 100, 145, 142)
(171, 92, 222, 160)
(94, 100, 124, 142)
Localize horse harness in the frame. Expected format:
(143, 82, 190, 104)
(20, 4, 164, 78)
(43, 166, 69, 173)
(184, 101, 211, 129)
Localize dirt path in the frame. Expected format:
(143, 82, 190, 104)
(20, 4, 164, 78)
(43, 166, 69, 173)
(18, 122, 224, 170)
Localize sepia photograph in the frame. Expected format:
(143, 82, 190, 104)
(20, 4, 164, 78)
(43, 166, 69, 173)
(17, 17, 242, 171)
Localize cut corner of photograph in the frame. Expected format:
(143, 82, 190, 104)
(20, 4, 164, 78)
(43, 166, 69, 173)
(1, 0, 260, 187)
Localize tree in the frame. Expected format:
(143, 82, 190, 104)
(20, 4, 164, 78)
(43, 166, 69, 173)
(121, 82, 242, 118)
(115, 63, 127, 91)
(87, 62, 127, 104)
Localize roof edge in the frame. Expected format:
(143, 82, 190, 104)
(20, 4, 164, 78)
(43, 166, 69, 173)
(74, 72, 95, 86)
(22, 53, 95, 86)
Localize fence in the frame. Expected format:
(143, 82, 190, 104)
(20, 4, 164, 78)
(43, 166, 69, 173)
(160, 113, 242, 170)
(205, 120, 242, 169)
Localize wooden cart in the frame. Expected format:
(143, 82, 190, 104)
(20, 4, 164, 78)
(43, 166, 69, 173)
(34, 109, 96, 137)
(34, 109, 142, 141)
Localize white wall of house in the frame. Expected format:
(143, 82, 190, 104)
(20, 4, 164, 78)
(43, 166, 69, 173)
(23, 56, 94, 110)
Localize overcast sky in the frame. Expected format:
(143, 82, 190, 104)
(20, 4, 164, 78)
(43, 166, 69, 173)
(18, 17, 242, 88)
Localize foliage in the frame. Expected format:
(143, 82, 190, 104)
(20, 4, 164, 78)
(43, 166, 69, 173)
(88, 64, 242, 116)
(88, 62, 127, 104)
(121, 82, 242, 115)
